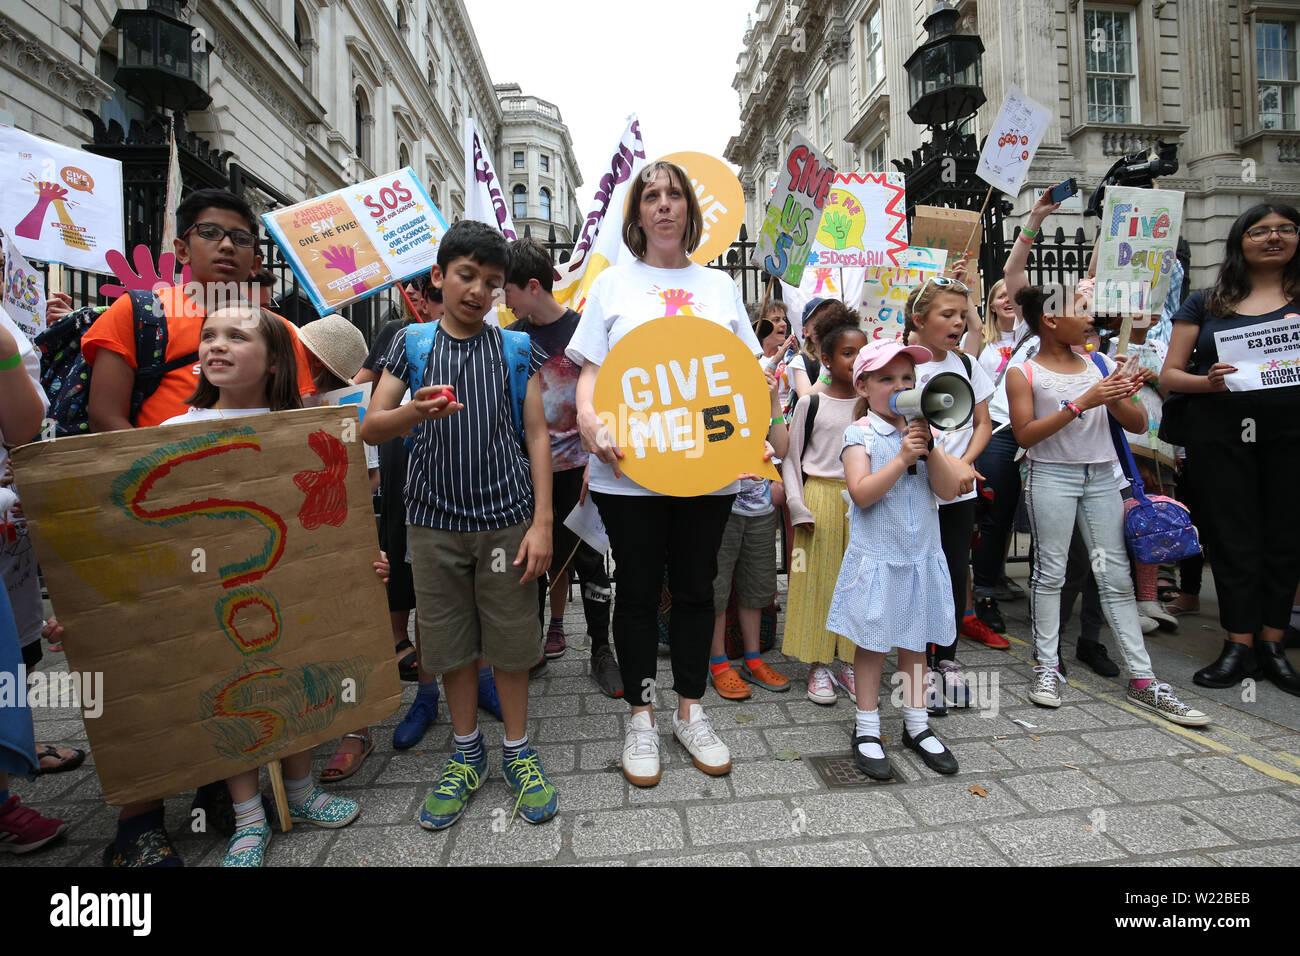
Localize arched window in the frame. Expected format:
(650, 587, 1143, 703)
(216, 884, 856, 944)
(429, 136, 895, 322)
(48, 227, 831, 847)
(353, 87, 371, 164)
(293, 3, 313, 88)
(539, 187, 551, 222)
(512, 184, 527, 220)
(399, 143, 410, 169)
(427, 59, 438, 94)
(396, 2, 408, 35)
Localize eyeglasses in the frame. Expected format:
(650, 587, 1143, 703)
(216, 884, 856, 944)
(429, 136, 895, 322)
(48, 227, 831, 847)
(1245, 224, 1300, 242)
(183, 221, 258, 248)
(919, 275, 971, 295)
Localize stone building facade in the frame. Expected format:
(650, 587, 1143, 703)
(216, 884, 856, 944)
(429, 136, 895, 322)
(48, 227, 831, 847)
(725, 0, 1300, 288)
(495, 83, 582, 243)
(0, 0, 579, 250)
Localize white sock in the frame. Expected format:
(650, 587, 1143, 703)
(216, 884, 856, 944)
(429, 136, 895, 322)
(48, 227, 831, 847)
(903, 706, 946, 755)
(854, 709, 884, 759)
(232, 795, 264, 830)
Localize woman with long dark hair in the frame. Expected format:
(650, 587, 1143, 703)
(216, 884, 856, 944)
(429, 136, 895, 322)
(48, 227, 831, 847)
(1160, 203, 1300, 696)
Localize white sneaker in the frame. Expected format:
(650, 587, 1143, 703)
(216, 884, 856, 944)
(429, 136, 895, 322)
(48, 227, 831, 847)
(1138, 614, 1159, 634)
(1028, 664, 1064, 708)
(672, 704, 732, 776)
(807, 664, 837, 705)
(1137, 600, 1178, 631)
(621, 710, 661, 787)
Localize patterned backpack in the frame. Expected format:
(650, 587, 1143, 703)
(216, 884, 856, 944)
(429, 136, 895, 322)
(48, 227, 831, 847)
(35, 291, 192, 437)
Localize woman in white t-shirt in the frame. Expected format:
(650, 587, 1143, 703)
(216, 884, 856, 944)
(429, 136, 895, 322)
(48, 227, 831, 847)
(1005, 286, 1208, 728)
(570, 161, 764, 789)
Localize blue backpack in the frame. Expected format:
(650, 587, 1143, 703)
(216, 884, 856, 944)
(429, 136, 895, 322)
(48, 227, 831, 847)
(403, 321, 532, 451)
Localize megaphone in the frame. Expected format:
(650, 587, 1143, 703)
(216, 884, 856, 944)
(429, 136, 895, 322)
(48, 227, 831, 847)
(889, 372, 975, 473)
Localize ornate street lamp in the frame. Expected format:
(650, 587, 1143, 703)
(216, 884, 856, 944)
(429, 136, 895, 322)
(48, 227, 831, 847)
(111, 0, 212, 113)
(904, 1, 985, 129)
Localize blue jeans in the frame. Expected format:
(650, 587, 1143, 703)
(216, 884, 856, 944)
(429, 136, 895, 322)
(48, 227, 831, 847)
(1024, 461, 1153, 678)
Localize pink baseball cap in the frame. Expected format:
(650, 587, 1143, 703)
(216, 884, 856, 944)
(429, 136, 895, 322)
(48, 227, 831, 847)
(853, 341, 933, 381)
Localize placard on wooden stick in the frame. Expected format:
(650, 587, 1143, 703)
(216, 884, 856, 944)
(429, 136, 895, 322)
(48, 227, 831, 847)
(10, 406, 401, 805)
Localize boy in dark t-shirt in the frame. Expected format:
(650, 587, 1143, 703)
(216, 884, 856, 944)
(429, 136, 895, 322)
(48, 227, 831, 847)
(505, 239, 620, 699)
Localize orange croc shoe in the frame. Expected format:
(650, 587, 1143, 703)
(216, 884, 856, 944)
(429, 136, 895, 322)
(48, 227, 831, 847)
(710, 666, 753, 701)
(960, 615, 1011, 650)
(741, 659, 791, 693)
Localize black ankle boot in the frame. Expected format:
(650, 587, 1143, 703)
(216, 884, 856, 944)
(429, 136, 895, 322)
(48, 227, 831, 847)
(1256, 640, 1300, 697)
(975, 596, 1005, 633)
(1193, 641, 1261, 689)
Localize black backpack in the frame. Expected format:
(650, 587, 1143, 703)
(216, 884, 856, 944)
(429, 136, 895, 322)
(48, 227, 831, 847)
(35, 290, 196, 437)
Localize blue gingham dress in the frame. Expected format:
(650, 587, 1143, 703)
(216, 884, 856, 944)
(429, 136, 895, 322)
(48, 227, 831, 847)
(826, 416, 955, 653)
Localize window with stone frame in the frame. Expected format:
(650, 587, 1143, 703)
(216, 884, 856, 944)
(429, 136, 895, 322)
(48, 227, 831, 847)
(513, 184, 527, 219)
(540, 154, 550, 172)
(540, 187, 551, 221)
(514, 151, 525, 169)
(868, 139, 887, 173)
(817, 82, 831, 149)
(1258, 18, 1300, 130)
(1084, 6, 1138, 124)
(860, 5, 884, 94)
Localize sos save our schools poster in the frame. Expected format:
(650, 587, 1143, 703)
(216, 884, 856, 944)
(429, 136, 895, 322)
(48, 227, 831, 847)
(263, 167, 448, 314)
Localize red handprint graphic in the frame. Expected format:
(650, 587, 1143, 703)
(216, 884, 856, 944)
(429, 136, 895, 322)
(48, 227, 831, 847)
(293, 430, 349, 530)
(98, 244, 193, 300)
(320, 244, 369, 296)
(658, 288, 698, 316)
(15, 180, 88, 250)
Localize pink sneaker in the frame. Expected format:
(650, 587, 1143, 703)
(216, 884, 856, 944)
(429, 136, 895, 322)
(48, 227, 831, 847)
(0, 795, 67, 854)
(807, 664, 837, 706)
(832, 663, 857, 704)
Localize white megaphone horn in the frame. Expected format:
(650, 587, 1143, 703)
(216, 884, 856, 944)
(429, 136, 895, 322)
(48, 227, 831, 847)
(889, 371, 975, 473)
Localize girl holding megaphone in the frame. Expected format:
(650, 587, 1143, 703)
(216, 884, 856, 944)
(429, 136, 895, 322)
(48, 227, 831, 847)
(826, 340, 964, 780)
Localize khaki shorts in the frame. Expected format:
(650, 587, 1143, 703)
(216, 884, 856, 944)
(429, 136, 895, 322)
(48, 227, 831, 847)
(408, 521, 543, 674)
(711, 509, 779, 613)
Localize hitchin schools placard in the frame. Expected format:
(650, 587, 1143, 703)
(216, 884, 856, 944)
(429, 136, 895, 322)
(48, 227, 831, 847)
(1216, 314, 1300, 391)
(263, 168, 447, 315)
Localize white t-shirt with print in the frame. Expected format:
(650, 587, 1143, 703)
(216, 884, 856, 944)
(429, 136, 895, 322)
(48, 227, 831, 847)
(161, 407, 271, 426)
(566, 259, 762, 497)
(915, 350, 994, 503)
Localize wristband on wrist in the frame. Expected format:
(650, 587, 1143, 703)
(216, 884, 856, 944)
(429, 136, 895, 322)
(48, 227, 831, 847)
(0, 352, 22, 371)
(1020, 225, 1039, 239)
(770, 416, 785, 426)
(818, 371, 831, 384)
(1060, 399, 1083, 419)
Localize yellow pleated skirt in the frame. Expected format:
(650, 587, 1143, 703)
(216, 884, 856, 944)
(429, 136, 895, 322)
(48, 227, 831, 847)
(782, 476, 857, 664)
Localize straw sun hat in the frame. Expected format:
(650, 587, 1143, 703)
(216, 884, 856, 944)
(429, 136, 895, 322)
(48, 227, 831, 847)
(297, 316, 369, 383)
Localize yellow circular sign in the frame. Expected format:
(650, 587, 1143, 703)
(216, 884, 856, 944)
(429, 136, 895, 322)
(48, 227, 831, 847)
(593, 316, 778, 497)
(659, 152, 746, 266)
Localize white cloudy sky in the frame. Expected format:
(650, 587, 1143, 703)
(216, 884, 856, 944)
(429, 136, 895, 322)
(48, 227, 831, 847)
(465, 0, 756, 219)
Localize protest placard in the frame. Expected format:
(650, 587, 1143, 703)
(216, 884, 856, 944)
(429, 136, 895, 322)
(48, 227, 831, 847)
(0, 125, 124, 273)
(1216, 314, 1300, 391)
(809, 171, 908, 268)
(752, 131, 837, 287)
(1094, 186, 1184, 316)
(911, 205, 983, 297)
(780, 265, 866, 328)
(859, 248, 948, 342)
(975, 84, 1053, 198)
(659, 152, 746, 265)
(263, 167, 446, 316)
(10, 406, 401, 805)
(592, 317, 779, 496)
(2, 229, 47, 340)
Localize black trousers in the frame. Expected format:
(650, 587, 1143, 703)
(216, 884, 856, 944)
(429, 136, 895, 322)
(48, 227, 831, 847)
(542, 467, 612, 643)
(1181, 391, 1300, 633)
(591, 491, 734, 704)
(931, 497, 976, 665)
(972, 427, 1022, 594)
(1061, 525, 1104, 645)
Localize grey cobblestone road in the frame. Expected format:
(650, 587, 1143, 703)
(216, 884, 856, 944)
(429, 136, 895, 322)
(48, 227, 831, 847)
(5, 568, 1299, 867)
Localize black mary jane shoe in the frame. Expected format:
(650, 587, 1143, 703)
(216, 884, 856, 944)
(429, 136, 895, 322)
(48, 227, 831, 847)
(902, 727, 959, 775)
(1193, 640, 1262, 689)
(851, 735, 894, 781)
(1256, 640, 1300, 697)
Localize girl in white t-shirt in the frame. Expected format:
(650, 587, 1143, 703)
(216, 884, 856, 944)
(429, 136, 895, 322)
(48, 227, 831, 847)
(1004, 287, 1209, 728)
(902, 277, 996, 714)
(162, 305, 362, 865)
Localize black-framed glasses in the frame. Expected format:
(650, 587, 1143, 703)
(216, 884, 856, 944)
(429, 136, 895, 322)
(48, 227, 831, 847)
(1245, 224, 1300, 242)
(183, 221, 258, 248)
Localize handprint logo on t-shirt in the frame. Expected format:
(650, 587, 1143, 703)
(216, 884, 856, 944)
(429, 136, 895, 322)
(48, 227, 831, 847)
(655, 287, 698, 317)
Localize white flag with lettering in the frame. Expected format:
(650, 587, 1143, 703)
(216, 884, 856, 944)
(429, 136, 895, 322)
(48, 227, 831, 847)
(553, 116, 646, 314)
(463, 116, 516, 240)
